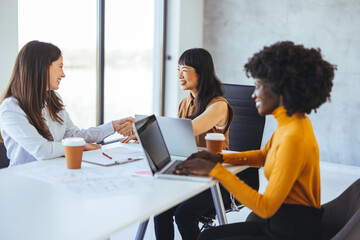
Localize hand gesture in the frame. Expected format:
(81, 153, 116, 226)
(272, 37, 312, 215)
(186, 150, 223, 164)
(120, 131, 138, 144)
(173, 158, 216, 176)
(112, 117, 135, 136)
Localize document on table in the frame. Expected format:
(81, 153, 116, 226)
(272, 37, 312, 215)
(82, 146, 145, 166)
(17, 159, 152, 197)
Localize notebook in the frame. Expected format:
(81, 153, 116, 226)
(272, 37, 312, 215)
(135, 115, 198, 157)
(134, 115, 212, 182)
(82, 146, 144, 166)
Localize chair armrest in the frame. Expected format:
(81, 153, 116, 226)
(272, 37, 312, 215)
(332, 209, 360, 240)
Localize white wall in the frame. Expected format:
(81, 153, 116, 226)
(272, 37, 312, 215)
(0, 0, 18, 92)
(203, 0, 360, 166)
(163, 0, 204, 117)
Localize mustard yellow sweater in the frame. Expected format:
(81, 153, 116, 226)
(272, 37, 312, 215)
(209, 106, 321, 219)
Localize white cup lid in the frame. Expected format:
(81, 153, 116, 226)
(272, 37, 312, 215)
(205, 133, 225, 141)
(62, 137, 85, 146)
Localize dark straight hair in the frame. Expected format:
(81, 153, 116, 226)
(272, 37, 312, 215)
(0, 40, 64, 141)
(178, 48, 223, 119)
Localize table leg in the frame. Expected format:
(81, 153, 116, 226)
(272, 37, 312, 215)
(210, 183, 228, 225)
(135, 219, 149, 240)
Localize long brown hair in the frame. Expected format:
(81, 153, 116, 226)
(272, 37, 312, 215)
(0, 40, 64, 141)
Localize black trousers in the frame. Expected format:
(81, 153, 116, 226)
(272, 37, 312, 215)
(154, 168, 259, 240)
(197, 204, 323, 240)
(154, 184, 231, 240)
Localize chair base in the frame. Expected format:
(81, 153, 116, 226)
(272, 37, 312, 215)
(199, 205, 244, 231)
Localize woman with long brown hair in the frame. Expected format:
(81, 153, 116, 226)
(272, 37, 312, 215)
(0, 40, 133, 167)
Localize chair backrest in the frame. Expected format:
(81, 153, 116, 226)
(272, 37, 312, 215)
(199, 84, 265, 228)
(0, 142, 10, 168)
(222, 84, 265, 152)
(223, 84, 265, 191)
(322, 178, 360, 240)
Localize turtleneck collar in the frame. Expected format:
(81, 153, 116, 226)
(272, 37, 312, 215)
(272, 106, 304, 126)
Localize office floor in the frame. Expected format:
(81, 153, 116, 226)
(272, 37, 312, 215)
(111, 161, 360, 240)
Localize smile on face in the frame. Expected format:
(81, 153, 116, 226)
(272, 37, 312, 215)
(48, 55, 65, 91)
(252, 79, 281, 116)
(178, 64, 199, 95)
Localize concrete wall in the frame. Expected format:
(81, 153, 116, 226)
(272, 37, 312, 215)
(0, 0, 18, 92)
(203, 0, 360, 166)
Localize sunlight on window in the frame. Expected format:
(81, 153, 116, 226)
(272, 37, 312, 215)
(18, 0, 97, 128)
(18, 0, 154, 131)
(104, 0, 154, 122)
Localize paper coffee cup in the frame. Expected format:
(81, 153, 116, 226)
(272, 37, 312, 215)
(205, 133, 225, 153)
(62, 137, 85, 169)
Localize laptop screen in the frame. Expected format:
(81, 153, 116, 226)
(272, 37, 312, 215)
(135, 114, 197, 157)
(134, 115, 171, 171)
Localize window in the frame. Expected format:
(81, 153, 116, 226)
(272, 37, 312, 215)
(104, 0, 154, 122)
(18, 0, 156, 132)
(18, 0, 97, 128)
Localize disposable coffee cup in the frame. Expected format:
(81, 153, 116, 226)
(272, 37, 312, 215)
(205, 133, 225, 153)
(62, 137, 85, 169)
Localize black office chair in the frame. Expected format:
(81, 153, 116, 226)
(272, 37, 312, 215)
(0, 142, 10, 168)
(322, 178, 360, 240)
(225, 84, 265, 153)
(246, 178, 360, 240)
(199, 83, 266, 229)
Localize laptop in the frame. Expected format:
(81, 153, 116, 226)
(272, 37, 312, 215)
(135, 115, 198, 157)
(134, 115, 212, 182)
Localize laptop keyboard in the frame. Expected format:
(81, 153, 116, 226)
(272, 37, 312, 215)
(162, 160, 183, 174)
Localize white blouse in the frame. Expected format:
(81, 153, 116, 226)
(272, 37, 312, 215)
(0, 94, 114, 167)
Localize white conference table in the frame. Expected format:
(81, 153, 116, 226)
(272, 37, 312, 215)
(0, 143, 246, 240)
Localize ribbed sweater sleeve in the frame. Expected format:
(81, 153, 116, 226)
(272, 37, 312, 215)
(209, 107, 321, 219)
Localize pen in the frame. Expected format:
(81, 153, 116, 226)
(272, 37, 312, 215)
(102, 152, 112, 159)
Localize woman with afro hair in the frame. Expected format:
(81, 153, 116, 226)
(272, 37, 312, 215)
(174, 41, 336, 240)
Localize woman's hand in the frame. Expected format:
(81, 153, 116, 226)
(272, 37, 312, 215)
(112, 117, 135, 136)
(173, 158, 217, 176)
(187, 150, 223, 164)
(84, 143, 101, 151)
(120, 131, 139, 144)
